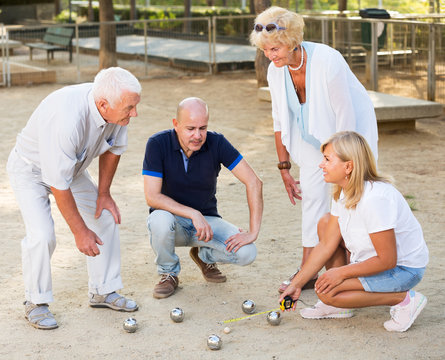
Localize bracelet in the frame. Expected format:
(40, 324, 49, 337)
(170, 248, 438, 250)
(277, 161, 292, 170)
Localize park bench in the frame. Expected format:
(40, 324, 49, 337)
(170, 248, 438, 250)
(257, 87, 443, 131)
(26, 27, 74, 63)
(0, 38, 22, 56)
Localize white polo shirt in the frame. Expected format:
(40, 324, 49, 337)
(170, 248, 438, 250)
(331, 181, 429, 268)
(15, 83, 128, 190)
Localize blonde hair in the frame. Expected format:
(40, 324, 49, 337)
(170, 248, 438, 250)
(249, 6, 304, 50)
(321, 131, 391, 209)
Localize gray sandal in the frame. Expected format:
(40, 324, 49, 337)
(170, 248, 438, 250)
(24, 301, 58, 330)
(89, 292, 138, 312)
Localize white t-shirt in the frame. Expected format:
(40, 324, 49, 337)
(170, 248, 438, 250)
(331, 181, 428, 267)
(15, 83, 128, 190)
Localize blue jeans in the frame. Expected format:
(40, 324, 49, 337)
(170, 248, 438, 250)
(147, 210, 257, 276)
(359, 266, 425, 292)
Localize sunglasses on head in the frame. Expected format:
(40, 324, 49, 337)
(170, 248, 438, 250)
(254, 22, 286, 32)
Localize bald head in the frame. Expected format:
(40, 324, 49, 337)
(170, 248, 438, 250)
(173, 97, 209, 158)
(176, 97, 209, 123)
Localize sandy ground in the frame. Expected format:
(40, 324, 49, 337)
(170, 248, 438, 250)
(1, 70, 444, 359)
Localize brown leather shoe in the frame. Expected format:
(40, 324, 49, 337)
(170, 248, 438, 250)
(189, 247, 227, 283)
(153, 274, 179, 299)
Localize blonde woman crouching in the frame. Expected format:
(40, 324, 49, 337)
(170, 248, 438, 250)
(279, 131, 428, 332)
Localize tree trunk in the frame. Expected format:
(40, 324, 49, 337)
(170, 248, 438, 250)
(255, 48, 271, 87)
(249, 0, 255, 14)
(305, 0, 313, 10)
(130, 0, 137, 20)
(88, 0, 94, 22)
(338, 0, 347, 12)
(429, 0, 434, 13)
(253, 0, 270, 16)
(337, 0, 347, 51)
(183, 0, 192, 33)
(54, 0, 60, 16)
(253, 0, 271, 87)
(99, 0, 117, 70)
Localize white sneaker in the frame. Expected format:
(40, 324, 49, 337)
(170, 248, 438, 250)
(300, 300, 354, 319)
(384, 290, 427, 332)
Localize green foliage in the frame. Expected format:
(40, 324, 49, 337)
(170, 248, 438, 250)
(74, 4, 248, 23)
(347, 0, 430, 14)
(114, 0, 247, 6)
(136, 9, 181, 30)
(54, 9, 78, 23)
(224, 23, 237, 36)
(64, 1, 435, 25)
(73, 4, 248, 24)
(0, 0, 53, 5)
(77, 5, 99, 21)
(272, 0, 432, 14)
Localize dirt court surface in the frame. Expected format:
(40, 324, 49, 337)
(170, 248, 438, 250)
(1, 71, 444, 359)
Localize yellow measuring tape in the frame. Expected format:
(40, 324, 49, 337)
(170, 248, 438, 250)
(220, 308, 281, 324)
(218, 298, 310, 324)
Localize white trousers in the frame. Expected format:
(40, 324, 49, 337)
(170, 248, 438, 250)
(299, 164, 330, 247)
(7, 149, 123, 304)
(292, 135, 331, 247)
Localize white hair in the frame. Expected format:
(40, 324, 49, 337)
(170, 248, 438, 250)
(92, 67, 141, 108)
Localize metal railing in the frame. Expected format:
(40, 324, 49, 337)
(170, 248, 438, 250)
(1, 15, 444, 104)
(303, 16, 444, 101)
(3, 17, 211, 85)
(0, 23, 9, 86)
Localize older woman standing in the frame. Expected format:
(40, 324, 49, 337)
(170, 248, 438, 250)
(250, 7, 378, 292)
(279, 131, 428, 332)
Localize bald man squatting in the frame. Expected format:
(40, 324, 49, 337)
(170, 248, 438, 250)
(143, 97, 263, 299)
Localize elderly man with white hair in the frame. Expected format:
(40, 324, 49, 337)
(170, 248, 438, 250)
(7, 67, 142, 329)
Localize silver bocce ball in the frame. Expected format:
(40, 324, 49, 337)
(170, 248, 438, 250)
(207, 334, 222, 350)
(170, 307, 185, 323)
(266, 311, 281, 326)
(123, 317, 138, 333)
(241, 299, 256, 314)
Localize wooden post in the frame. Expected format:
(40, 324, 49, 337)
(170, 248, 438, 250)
(99, 0, 117, 69)
(253, 0, 271, 87)
(370, 21, 378, 91)
(427, 24, 436, 101)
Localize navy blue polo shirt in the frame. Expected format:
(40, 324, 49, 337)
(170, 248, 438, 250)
(142, 129, 243, 217)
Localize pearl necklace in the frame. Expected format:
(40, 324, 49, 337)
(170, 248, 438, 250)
(288, 46, 304, 71)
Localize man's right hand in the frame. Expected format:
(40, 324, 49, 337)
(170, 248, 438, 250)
(191, 211, 213, 242)
(51, 187, 104, 257)
(74, 228, 104, 257)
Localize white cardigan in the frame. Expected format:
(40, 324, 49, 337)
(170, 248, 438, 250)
(267, 42, 378, 164)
